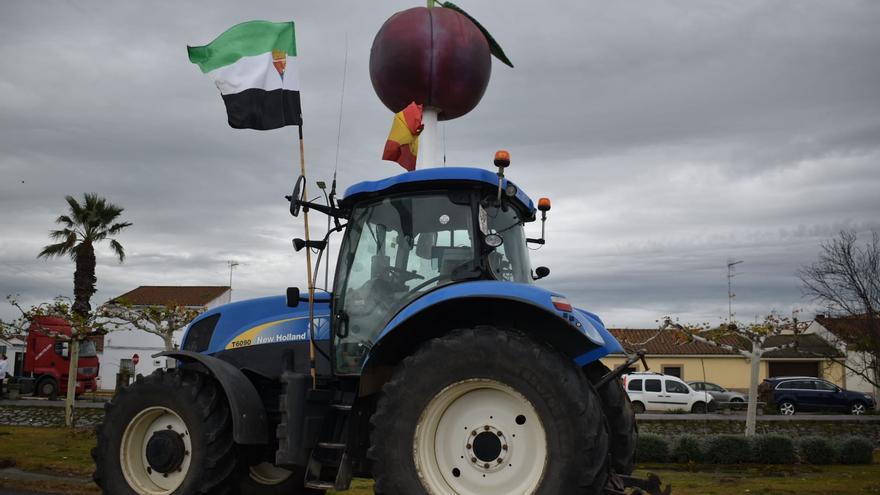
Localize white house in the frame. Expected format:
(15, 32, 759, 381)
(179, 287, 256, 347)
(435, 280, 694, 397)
(98, 286, 231, 391)
(0, 336, 26, 377)
(805, 314, 880, 400)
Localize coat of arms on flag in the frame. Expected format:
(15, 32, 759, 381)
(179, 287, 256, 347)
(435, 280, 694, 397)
(188, 21, 302, 130)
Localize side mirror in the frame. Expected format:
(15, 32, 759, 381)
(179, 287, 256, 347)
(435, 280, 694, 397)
(532, 266, 550, 280)
(286, 287, 300, 308)
(287, 175, 305, 217)
(61, 342, 70, 358)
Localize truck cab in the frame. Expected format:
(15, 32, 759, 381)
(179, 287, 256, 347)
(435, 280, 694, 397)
(24, 316, 99, 397)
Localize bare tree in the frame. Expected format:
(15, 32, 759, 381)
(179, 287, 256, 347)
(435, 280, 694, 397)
(100, 300, 203, 352)
(800, 230, 880, 389)
(660, 313, 805, 436)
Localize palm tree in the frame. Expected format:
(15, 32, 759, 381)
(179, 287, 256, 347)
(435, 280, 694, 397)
(38, 194, 132, 316)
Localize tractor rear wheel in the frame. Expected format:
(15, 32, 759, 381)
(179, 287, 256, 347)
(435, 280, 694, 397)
(369, 327, 608, 495)
(92, 369, 237, 494)
(583, 362, 637, 475)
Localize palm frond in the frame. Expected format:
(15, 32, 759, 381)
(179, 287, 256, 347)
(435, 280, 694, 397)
(109, 239, 126, 262)
(106, 221, 133, 236)
(55, 215, 75, 228)
(38, 241, 73, 259)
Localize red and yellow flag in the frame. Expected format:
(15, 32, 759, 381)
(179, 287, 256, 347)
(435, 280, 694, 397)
(382, 102, 423, 171)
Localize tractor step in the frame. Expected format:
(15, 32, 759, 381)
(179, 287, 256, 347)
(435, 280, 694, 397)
(317, 442, 346, 449)
(304, 481, 336, 490)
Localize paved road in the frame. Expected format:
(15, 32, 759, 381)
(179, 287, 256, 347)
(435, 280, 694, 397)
(0, 398, 105, 409)
(638, 412, 880, 421)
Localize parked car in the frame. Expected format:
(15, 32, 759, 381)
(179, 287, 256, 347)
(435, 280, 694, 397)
(758, 376, 875, 415)
(688, 381, 747, 403)
(622, 372, 714, 413)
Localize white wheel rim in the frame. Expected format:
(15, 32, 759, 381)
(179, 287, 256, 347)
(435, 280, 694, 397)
(414, 378, 547, 495)
(852, 404, 865, 415)
(249, 462, 294, 485)
(120, 406, 192, 495)
(780, 403, 795, 415)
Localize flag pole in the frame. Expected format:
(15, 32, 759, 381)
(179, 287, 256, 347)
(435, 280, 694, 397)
(298, 125, 318, 389)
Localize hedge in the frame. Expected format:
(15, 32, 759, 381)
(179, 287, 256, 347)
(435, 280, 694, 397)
(752, 434, 796, 464)
(635, 433, 669, 463)
(835, 436, 874, 465)
(633, 434, 873, 465)
(670, 434, 704, 463)
(798, 436, 835, 465)
(703, 435, 753, 464)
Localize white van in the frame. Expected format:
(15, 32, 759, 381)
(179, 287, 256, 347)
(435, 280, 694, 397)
(622, 372, 713, 413)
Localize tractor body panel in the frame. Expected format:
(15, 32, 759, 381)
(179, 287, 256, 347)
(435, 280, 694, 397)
(182, 294, 331, 356)
(364, 280, 623, 371)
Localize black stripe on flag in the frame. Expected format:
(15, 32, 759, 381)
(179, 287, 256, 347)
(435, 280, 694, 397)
(221, 88, 303, 130)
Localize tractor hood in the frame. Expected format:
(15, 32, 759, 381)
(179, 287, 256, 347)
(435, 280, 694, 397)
(181, 293, 331, 355)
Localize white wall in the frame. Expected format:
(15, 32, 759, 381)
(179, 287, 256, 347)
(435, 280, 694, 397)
(97, 290, 231, 391)
(98, 327, 185, 391)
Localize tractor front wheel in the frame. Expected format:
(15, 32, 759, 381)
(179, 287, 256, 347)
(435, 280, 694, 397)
(583, 362, 637, 475)
(92, 369, 237, 494)
(369, 327, 608, 495)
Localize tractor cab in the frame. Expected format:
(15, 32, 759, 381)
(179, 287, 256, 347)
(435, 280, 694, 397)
(332, 167, 541, 373)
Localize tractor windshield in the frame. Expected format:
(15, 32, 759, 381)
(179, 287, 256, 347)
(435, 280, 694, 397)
(334, 193, 476, 373)
(483, 204, 532, 283)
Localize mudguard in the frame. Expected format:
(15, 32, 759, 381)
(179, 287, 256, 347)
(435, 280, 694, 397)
(365, 280, 624, 370)
(154, 350, 268, 445)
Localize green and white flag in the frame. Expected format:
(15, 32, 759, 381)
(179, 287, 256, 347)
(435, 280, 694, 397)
(188, 21, 302, 130)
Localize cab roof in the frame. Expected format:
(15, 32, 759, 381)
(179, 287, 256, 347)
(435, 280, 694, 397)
(342, 167, 536, 214)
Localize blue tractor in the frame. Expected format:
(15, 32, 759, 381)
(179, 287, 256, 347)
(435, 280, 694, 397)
(93, 160, 640, 494)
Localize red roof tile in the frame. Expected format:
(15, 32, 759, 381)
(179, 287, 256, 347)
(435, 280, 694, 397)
(109, 286, 230, 308)
(609, 328, 742, 355)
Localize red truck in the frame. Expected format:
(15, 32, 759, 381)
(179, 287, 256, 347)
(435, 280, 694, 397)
(21, 316, 99, 397)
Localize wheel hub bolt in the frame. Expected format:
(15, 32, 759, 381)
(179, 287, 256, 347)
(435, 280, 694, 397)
(471, 457, 477, 463)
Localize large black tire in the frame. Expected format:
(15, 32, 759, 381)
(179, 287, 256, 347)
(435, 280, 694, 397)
(583, 362, 637, 475)
(369, 327, 609, 495)
(36, 376, 58, 398)
(92, 369, 238, 494)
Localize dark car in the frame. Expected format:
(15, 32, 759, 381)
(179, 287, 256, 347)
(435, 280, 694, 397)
(758, 376, 875, 415)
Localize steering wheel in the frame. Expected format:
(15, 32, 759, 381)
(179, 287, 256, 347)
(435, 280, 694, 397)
(387, 266, 424, 283)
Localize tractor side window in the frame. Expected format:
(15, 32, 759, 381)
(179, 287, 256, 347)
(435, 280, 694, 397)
(334, 194, 476, 374)
(644, 379, 661, 392)
(484, 205, 531, 283)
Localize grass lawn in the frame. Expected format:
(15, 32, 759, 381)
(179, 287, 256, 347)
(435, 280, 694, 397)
(1, 425, 878, 494)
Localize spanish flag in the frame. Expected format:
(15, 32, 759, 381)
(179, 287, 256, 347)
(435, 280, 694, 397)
(382, 102, 423, 171)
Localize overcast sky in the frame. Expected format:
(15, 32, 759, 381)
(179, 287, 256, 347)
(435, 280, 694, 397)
(1, 0, 879, 328)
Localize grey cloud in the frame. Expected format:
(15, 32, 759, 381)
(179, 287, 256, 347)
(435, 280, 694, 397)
(2, 0, 879, 327)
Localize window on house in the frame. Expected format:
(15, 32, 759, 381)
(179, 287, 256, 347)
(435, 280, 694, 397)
(624, 366, 638, 374)
(0, 345, 6, 355)
(662, 365, 682, 378)
(645, 379, 662, 392)
(627, 379, 643, 391)
(120, 359, 135, 374)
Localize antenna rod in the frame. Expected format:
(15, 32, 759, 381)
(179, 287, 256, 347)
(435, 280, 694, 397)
(727, 259, 744, 324)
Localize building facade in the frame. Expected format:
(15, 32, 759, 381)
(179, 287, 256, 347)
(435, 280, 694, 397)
(97, 286, 231, 391)
(601, 328, 846, 392)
